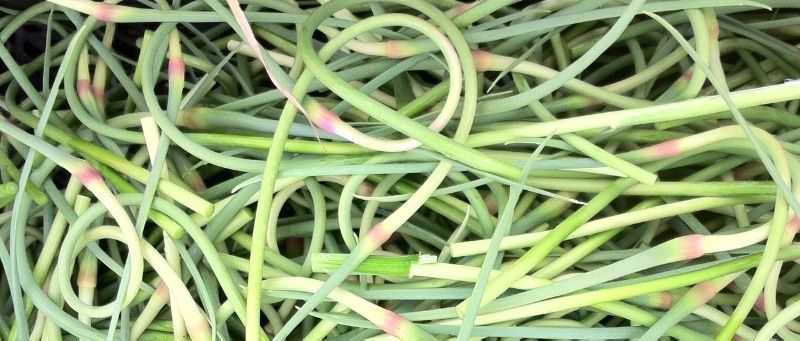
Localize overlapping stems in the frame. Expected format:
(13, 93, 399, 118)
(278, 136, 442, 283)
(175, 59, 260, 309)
(1, 0, 800, 340)
(263, 0, 481, 338)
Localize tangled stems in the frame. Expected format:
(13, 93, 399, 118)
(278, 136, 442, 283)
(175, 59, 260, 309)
(263, 277, 435, 339)
(467, 80, 800, 147)
(643, 273, 741, 339)
(2, 90, 213, 216)
(297, 14, 463, 153)
(4, 0, 800, 339)
(459, 123, 795, 314)
(467, 244, 800, 325)
(0, 118, 145, 312)
(452, 125, 797, 255)
(276, 0, 482, 338)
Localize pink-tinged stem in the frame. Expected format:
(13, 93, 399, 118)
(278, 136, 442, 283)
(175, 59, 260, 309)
(76, 251, 97, 325)
(262, 277, 435, 340)
(677, 234, 705, 260)
(92, 87, 106, 108)
(184, 171, 207, 191)
(787, 216, 800, 234)
(94, 3, 118, 22)
(650, 139, 684, 159)
(84, 226, 211, 340)
(167, 29, 185, 110)
(384, 40, 419, 59)
(168, 58, 185, 79)
(47, 0, 122, 22)
(76, 79, 93, 100)
(660, 291, 675, 309)
(225, 0, 306, 116)
(77, 47, 101, 115)
(73, 165, 144, 308)
(365, 223, 394, 247)
(131, 282, 170, 339)
(642, 273, 741, 340)
(472, 50, 494, 72)
(755, 293, 766, 312)
(314, 106, 341, 135)
(76, 167, 102, 186)
(380, 311, 404, 335)
(356, 181, 375, 197)
(488, 229, 767, 311)
(446, 2, 475, 17)
(291, 13, 463, 153)
(0, 119, 147, 308)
